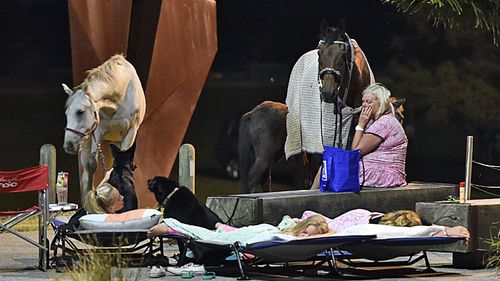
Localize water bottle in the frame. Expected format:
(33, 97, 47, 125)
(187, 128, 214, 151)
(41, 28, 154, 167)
(459, 182, 465, 203)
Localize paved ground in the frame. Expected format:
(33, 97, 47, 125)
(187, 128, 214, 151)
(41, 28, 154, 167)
(0, 231, 499, 281)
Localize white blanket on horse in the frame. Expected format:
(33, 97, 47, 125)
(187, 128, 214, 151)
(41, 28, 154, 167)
(284, 40, 374, 159)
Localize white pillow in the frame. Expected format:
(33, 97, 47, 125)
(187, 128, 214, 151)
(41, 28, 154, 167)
(79, 209, 162, 230)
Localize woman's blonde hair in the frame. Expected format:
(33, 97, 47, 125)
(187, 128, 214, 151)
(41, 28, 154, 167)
(362, 83, 392, 117)
(281, 215, 330, 236)
(84, 183, 118, 214)
(379, 210, 422, 227)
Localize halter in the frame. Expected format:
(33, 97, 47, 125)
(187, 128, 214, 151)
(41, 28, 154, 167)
(317, 39, 353, 103)
(64, 93, 99, 138)
(64, 93, 105, 173)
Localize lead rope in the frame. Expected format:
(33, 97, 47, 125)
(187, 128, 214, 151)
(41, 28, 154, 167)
(91, 133, 106, 180)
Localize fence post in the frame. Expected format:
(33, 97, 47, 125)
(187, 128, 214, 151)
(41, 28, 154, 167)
(39, 144, 55, 271)
(464, 136, 473, 201)
(179, 143, 195, 193)
(39, 144, 56, 204)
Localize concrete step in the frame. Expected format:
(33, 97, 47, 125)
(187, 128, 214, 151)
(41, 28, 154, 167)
(206, 182, 457, 227)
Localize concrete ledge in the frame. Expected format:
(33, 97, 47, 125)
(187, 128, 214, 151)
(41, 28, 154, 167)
(416, 198, 500, 268)
(207, 182, 457, 227)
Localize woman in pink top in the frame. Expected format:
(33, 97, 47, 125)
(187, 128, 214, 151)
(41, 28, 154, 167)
(296, 209, 384, 232)
(351, 83, 407, 187)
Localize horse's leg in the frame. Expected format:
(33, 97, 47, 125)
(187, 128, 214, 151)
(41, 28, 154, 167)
(247, 156, 271, 193)
(260, 166, 272, 192)
(287, 153, 306, 188)
(305, 153, 323, 188)
(78, 140, 98, 202)
(237, 114, 254, 193)
(78, 148, 89, 201)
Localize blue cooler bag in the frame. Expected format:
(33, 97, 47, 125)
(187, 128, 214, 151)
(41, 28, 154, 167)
(319, 146, 360, 192)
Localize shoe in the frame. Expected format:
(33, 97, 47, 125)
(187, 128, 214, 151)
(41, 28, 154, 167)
(168, 256, 178, 266)
(149, 266, 166, 278)
(166, 262, 205, 276)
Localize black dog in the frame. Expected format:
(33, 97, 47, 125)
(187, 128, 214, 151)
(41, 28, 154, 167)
(108, 142, 138, 213)
(147, 176, 222, 230)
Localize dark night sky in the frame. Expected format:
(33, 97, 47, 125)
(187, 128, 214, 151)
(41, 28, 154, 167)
(214, 0, 404, 73)
(0, 0, 405, 87)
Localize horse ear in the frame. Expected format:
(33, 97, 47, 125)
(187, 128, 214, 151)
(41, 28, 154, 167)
(320, 19, 329, 39)
(337, 19, 347, 35)
(62, 83, 73, 96)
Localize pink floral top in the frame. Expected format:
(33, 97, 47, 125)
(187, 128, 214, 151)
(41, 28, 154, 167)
(297, 209, 384, 232)
(361, 114, 407, 187)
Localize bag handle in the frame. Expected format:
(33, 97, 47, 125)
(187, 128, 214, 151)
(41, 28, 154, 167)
(360, 157, 365, 188)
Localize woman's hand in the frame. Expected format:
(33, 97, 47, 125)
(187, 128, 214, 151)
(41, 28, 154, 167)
(440, 226, 471, 245)
(446, 226, 470, 238)
(358, 106, 373, 128)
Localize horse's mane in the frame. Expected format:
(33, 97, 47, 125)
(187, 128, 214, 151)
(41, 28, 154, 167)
(65, 54, 128, 108)
(83, 54, 127, 89)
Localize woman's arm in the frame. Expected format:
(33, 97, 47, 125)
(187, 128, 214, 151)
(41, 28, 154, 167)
(351, 106, 383, 155)
(352, 133, 383, 156)
(432, 225, 470, 244)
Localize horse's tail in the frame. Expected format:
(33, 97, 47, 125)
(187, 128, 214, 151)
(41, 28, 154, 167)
(238, 112, 254, 193)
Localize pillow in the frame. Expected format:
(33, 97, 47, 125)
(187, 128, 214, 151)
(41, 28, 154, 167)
(79, 209, 162, 230)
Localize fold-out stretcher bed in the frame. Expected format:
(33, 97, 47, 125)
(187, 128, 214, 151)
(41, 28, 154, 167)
(179, 234, 464, 279)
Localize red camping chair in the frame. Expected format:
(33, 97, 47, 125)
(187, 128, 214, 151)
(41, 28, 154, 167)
(0, 165, 50, 271)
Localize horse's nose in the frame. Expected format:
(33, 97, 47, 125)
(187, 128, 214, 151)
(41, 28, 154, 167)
(321, 92, 336, 104)
(63, 142, 76, 154)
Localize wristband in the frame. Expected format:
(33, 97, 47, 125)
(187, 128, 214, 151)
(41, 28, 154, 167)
(355, 125, 364, 132)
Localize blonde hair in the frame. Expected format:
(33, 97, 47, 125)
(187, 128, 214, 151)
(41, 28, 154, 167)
(84, 183, 118, 214)
(281, 215, 330, 236)
(379, 210, 422, 227)
(362, 83, 392, 117)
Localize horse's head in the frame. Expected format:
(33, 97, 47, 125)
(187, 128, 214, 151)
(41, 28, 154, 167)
(389, 97, 406, 124)
(317, 20, 351, 105)
(62, 83, 99, 154)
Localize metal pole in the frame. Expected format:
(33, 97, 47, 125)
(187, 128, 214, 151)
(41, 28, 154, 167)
(39, 144, 55, 271)
(464, 136, 473, 201)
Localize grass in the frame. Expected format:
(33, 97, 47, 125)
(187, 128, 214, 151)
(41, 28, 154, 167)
(61, 251, 130, 281)
(0, 216, 40, 232)
(485, 222, 500, 275)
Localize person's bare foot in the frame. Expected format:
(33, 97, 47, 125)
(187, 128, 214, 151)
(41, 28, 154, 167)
(147, 223, 170, 238)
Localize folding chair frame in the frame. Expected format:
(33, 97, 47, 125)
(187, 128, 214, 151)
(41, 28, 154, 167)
(0, 163, 51, 271)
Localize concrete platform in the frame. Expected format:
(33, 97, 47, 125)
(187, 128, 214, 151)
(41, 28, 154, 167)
(207, 182, 457, 226)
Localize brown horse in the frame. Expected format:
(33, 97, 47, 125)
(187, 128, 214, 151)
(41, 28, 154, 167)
(238, 101, 287, 193)
(239, 22, 374, 193)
